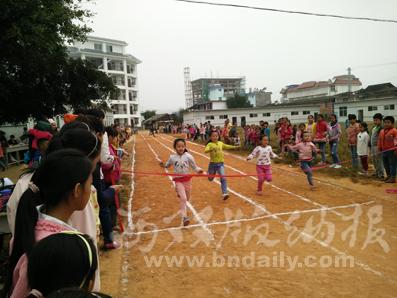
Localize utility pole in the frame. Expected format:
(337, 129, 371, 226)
(347, 67, 352, 93)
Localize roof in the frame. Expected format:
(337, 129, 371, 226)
(87, 36, 128, 46)
(142, 114, 176, 124)
(363, 83, 395, 92)
(192, 77, 245, 83)
(67, 47, 142, 64)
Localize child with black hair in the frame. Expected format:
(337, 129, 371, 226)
(371, 113, 385, 179)
(4, 149, 94, 298)
(205, 130, 239, 200)
(160, 139, 203, 226)
(346, 114, 360, 169)
(357, 122, 370, 175)
(378, 116, 397, 183)
(27, 233, 100, 297)
(246, 135, 279, 195)
(46, 288, 111, 298)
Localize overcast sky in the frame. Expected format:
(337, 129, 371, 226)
(83, 0, 397, 112)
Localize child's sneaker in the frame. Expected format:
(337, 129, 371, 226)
(310, 185, 317, 191)
(256, 191, 263, 196)
(385, 177, 396, 183)
(329, 164, 336, 168)
(104, 241, 121, 250)
(183, 216, 190, 226)
(334, 164, 342, 169)
(223, 194, 230, 200)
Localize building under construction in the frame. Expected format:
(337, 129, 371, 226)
(190, 77, 246, 107)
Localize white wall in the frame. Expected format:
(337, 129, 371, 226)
(335, 98, 397, 123)
(184, 105, 320, 127)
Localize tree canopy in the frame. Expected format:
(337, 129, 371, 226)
(0, 0, 117, 124)
(226, 94, 253, 109)
(141, 110, 157, 120)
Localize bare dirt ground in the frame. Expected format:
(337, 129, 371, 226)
(99, 133, 397, 298)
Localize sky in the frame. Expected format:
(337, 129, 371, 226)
(82, 0, 397, 113)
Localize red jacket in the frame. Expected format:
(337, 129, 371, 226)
(314, 120, 328, 141)
(378, 127, 397, 152)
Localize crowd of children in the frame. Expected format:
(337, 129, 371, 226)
(2, 109, 132, 298)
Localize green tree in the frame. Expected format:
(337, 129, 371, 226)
(226, 94, 252, 109)
(141, 110, 157, 120)
(0, 0, 116, 124)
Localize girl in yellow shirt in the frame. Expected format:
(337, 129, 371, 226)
(205, 130, 239, 200)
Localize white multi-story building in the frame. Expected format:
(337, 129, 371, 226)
(280, 74, 362, 103)
(69, 36, 142, 126)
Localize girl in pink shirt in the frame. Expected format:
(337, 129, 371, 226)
(288, 132, 320, 189)
(4, 149, 94, 298)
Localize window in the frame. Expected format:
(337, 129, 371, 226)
(128, 91, 137, 101)
(303, 111, 310, 115)
(249, 113, 258, 118)
(384, 104, 395, 110)
(262, 113, 271, 117)
(111, 75, 125, 86)
(339, 106, 347, 117)
(219, 115, 228, 119)
(127, 64, 135, 74)
(205, 115, 214, 120)
(218, 97, 222, 100)
(330, 85, 336, 92)
(291, 111, 299, 116)
(94, 43, 102, 51)
(128, 77, 136, 87)
(106, 45, 113, 52)
(368, 106, 378, 111)
(107, 60, 124, 71)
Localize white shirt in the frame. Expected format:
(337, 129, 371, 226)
(357, 131, 370, 156)
(165, 152, 201, 175)
(247, 145, 278, 165)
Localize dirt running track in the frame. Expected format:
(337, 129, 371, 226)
(101, 133, 397, 298)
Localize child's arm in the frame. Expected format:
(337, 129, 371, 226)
(310, 142, 321, 153)
(222, 142, 240, 150)
(159, 156, 172, 168)
(247, 146, 259, 161)
(269, 146, 280, 159)
(188, 155, 203, 174)
(204, 142, 216, 153)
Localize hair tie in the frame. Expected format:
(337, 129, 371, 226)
(29, 289, 43, 297)
(87, 136, 99, 158)
(28, 182, 40, 194)
(60, 231, 94, 288)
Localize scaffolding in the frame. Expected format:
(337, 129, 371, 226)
(184, 67, 193, 108)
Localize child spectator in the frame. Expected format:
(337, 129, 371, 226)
(27, 233, 98, 297)
(371, 113, 385, 179)
(357, 122, 370, 175)
(378, 116, 397, 183)
(346, 114, 360, 169)
(314, 114, 328, 165)
(328, 114, 341, 168)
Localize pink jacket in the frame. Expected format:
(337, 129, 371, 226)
(102, 145, 120, 184)
(289, 142, 317, 161)
(10, 219, 73, 298)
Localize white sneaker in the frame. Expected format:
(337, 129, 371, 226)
(329, 164, 336, 168)
(334, 164, 342, 169)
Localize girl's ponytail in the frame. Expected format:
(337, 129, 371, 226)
(3, 179, 42, 296)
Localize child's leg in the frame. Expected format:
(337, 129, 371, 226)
(208, 163, 216, 182)
(217, 164, 228, 194)
(360, 155, 368, 172)
(351, 145, 358, 168)
(184, 180, 192, 202)
(264, 165, 273, 182)
(256, 165, 265, 191)
(300, 161, 314, 186)
(383, 153, 391, 178)
(319, 142, 326, 162)
(175, 182, 188, 218)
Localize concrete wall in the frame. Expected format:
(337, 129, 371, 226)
(334, 97, 397, 123)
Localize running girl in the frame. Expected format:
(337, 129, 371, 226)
(288, 132, 320, 190)
(246, 135, 280, 196)
(160, 138, 203, 226)
(205, 130, 239, 200)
